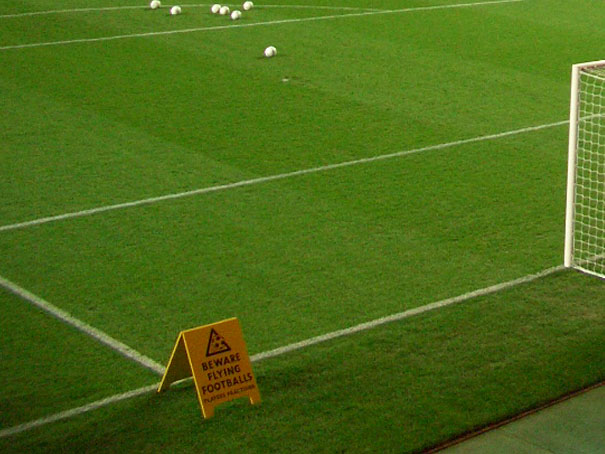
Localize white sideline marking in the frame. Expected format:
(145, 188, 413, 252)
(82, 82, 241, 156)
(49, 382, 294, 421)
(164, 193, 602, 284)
(0, 275, 165, 376)
(0, 265, 564, 438)
(0, 119, 568, 233)
(0, 0, 523, 51)
(0, 3, 379, 19)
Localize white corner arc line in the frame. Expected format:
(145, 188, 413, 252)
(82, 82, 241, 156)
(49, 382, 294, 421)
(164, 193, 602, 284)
(0, 119, 568, 234)
(0, 0, 523, 51)
(0, 275, 166, 376)
(0, 264, 564, 438)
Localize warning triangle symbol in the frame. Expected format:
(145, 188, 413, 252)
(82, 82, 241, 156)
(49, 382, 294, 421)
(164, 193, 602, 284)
(206, 328, 232, 357)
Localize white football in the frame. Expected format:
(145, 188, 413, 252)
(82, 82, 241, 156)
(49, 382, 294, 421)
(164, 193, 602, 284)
(170, 5, 182, 15)
(211, 4, 221, 14)
(243, 1, 253, 11)
(231, 10, 241, 20)
(150, 0, 161, 9)
(264, 46, 276, 58)
(219, 5, 230, 15)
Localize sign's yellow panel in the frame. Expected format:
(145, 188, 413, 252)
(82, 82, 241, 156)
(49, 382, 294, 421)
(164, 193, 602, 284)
(158, 318, 261, 418)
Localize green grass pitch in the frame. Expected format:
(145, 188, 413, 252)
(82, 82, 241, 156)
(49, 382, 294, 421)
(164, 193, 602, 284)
(0, 0, 604, 452)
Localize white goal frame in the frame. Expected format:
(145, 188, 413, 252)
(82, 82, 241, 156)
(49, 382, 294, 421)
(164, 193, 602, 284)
(564, 59, 605, 279)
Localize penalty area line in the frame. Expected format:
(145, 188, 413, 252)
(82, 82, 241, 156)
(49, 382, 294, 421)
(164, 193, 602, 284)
(0, 119, 568, 234)
(0, 3, 381, 19)
(0, 274, 166, 376)
(0, 265, 564, 438)
(0, 0, 523, 50)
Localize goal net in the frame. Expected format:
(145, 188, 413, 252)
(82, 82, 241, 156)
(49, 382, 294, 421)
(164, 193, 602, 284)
(565, 60, 605, 279)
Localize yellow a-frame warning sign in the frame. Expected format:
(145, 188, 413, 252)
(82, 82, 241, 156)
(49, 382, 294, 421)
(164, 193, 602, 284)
(158, 318, 261, 418)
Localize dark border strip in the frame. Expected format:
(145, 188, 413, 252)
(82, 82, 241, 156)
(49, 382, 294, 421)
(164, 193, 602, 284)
(422, 381, 605, 453)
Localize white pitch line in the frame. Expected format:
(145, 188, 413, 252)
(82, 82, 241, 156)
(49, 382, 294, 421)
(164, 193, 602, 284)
(0, 274, 166, 376)
(0, 5, 145, 18)
(0, 0, 523, 51)
(0, 3, 379, 19)
(0, 119, 568, 234)
(250, 265, 565, 362)
(0, 384, 158, 438)
(258, 4, 382, 12)
(0, 264, 564, 438)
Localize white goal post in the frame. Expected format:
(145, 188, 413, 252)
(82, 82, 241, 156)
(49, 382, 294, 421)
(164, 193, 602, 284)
(564, 59, 605, 279)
